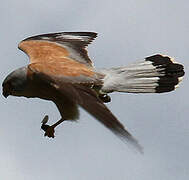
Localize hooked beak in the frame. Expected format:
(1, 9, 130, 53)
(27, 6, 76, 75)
(3, 91, 9, 98)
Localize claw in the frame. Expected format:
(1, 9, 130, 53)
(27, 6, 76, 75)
(44, 126, 55, 138)
(41, 124, 55, 138)
(41, 117, 64, 138)
(41, 115, 55, 138)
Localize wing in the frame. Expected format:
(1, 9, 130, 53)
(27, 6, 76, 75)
(28, 62, 103, 85)
(28, 66, 142, 152)
(18, 32, 97, 67)
(67, 84, 143, 153)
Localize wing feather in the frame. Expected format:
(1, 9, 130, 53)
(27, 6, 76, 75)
(62, 84, 143, 152)
(19, 32, 97, 67)
(28, 62, 103, 86)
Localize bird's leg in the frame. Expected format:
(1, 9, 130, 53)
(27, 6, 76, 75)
(41, 115, 64, 138)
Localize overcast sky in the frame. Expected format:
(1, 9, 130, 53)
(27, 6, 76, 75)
(1, 0, 189, 179)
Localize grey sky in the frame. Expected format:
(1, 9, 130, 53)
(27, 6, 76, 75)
(1, 0, 189, 179)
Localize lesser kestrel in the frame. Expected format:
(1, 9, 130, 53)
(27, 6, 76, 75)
(2, 32, 185, 152)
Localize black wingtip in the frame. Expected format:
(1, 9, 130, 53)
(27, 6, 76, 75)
(112, 126, 143, 154)
(146, 54, 185, 93)
(121, 133, 143, 154)
(22, 31, 98, 42)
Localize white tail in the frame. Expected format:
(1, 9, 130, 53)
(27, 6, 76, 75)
(100, 54, 184, 93)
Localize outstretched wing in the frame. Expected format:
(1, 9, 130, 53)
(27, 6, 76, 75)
(20, 32, 102, 85)
(18, 32, 97, 67)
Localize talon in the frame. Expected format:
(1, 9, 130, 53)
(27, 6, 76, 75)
(45, 126, 55, 138)
(41, 118, 64, 138)
(41, 124, 55, 138)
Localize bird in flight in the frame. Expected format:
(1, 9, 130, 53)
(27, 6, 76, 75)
(2, 32, 184, 152)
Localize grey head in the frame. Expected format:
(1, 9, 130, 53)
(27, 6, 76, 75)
(2, 67, 28, 98)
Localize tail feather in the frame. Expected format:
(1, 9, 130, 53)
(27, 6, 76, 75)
(101, 54, 184, 93)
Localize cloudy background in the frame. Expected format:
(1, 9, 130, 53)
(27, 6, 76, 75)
(1, 0, 189, 179)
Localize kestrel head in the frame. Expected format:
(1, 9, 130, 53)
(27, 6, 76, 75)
(2, 67, 28, 98)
